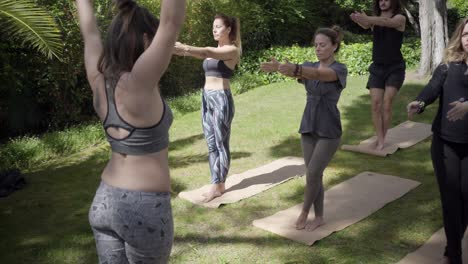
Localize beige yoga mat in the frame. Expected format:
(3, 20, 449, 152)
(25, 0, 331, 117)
(252, 172, 420, 246)
(398, 228, 468, 264)
(341, 121, 432, 157)
(178, 157, 305, 208)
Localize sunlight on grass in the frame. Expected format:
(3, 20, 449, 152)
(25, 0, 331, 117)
(0, 76, 443, 263)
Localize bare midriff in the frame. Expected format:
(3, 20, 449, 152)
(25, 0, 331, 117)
(204, 76, 231, 90)
(101, 148, 170, 193)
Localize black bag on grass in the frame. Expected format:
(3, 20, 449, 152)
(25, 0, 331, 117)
(0, 169, 26, 197)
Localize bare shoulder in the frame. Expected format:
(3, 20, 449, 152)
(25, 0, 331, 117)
(394, 14, 406, 19)
(393, 14, 407, 23)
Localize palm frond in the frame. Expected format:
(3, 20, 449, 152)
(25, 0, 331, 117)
(0, 0, 63, 59)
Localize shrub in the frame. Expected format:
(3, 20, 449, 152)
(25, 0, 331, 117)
(237, 39, 421, 83)
(0, 122, 104, 171)
(231, 73, 267, 95)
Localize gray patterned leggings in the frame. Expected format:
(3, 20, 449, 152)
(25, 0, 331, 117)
(202, 89, 235, 184)
(88, 182, 173, 264)
(301, 133, 341, 217)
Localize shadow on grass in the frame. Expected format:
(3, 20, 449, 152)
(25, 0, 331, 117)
(259, 81, 443, 263)
(170, 133, 204, 152)
(269, 136, 302, 158)
(0, 146, 194, 264)
(0, 149, 108, 264)
(169, 151, 251, 169)
(224, 164, 305, 193)
(333, 81, 441, 262)
(340, 82, 434, 145)
(0, 80, 444, 264)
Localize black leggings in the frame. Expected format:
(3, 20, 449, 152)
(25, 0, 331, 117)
(431, 135, 468, 264)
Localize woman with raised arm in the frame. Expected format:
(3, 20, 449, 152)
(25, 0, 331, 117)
(75, 0, 185, 262)
(260, 26, 348, 231)
(173, 14, 241, 203)
(350, 0, 407, 150)
(407, 18, 468, 264)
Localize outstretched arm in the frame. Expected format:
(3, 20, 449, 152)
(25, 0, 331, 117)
(174, 42, 238, 61)
(75, 0, 103, 90)
(261, 59, 339, 82)
(350, 11, 372, 29)
(299, 66, 338, 82)
(260, 57, 280, 73)
(130, 0, 186, 91)
(354, 13, 406, 30)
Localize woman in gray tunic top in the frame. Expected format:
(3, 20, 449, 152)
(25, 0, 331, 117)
(261, 26, 348, 231)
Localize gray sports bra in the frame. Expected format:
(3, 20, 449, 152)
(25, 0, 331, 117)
(103, 80, 173, 155)
(203, 58, 234, 79)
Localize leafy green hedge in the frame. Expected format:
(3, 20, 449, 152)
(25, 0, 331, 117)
(450, 0, 468, 18)
(1, 0, 342, 139)
(235, 39, 421, 86)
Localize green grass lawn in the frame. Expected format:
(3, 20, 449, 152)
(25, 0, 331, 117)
(0, 75, 442, 264)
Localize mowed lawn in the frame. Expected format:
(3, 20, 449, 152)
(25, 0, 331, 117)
(0, 75, 442, 264)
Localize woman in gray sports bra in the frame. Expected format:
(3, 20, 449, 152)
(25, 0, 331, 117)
(76, 0, 185, 263)
(173, 14, 241, 202)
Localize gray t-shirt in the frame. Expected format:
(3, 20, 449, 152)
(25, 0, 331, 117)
(299, 61, 348, 139)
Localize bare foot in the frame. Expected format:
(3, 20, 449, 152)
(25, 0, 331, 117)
(202, 190, 222, 202)
(305, 217, 325, 232)
(375, 143, 385, 151)
(295, 212, 308, 230)
(373, 140, 385, 151)
(202, 183, 225, 197)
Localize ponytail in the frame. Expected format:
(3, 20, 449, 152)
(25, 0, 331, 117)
(215, 14, 242, 56)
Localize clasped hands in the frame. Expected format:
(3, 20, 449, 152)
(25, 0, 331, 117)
(349, 11, 369, 25)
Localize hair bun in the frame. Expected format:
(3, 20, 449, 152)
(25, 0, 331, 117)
(115, 0, 136, 12)
(331, 25, 343, 43)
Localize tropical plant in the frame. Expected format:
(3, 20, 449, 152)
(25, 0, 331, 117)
(0, 0, 63, 59)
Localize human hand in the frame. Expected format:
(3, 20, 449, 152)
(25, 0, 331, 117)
(173, 42, 188, 56)
(406, 101, 421, 120)
(350, 11, 368, 24)
(349, 11, 360, 23)
(260, 57, 280, 73)
(278, 59, 296, 77)
(447, 99, 468, 122)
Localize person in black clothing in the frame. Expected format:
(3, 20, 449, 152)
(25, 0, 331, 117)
(407, 18, 468, 264)
(350, 0, 406, 150)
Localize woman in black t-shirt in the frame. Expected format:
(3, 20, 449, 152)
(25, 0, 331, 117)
(408, 18, 468, 264)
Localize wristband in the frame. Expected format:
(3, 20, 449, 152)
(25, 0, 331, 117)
(416, 101, 425, 114)
(293, 64, 299, 77)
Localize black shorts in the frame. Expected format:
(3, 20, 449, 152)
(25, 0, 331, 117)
(366, 61, 406, 90)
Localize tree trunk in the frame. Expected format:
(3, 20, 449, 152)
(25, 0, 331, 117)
(418, 0, 448, 76)
(404, 7, 420, 35)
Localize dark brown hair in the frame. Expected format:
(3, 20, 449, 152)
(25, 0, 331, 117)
(214, 14, 242, 55)
(98, 0, 159, 84)
(373, 0, 402, 16)
(314, 25, 344, 53)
